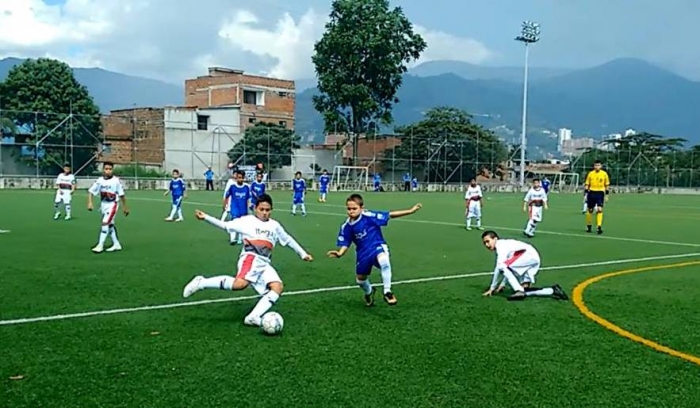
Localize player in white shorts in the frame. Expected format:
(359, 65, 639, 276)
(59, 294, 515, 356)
(54, 164, 76, 220)
(87, 161, 130, 253)
(182, 193, 313, 327)
(464, 179, 484, 230)
(220, 172, 236, 221)
(480, 230, 568, 301)
(523, 178, 548, 237)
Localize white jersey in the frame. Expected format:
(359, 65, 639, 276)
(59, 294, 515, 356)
(524, 187, 547, 207)
(490, 239, 541, 290)
(88, 176, 125, 204)
(494, 239, 537, 270)
(464, 185, 483, 201)
(217, 215, 308, 261)
(55, 173, 76, 190)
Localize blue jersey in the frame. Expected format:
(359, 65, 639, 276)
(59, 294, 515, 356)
(293, 178, 306, 204)
(169, 178, 186, 203)
(319, 174, 330, 193)
(225, 183, 251, 217)
(336, 210, 390, 275)
(250, 181, 266, 203)
(373, 174, 381, 185)
(542, 179, 551, 193)
(411, 178, 418, 188)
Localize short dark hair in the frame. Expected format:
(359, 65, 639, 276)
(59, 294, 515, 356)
(103, 161, 114, 168)
(295, 171, 302, 176)
(63, 163, 70, 168)
(236, 170, 246, 177)
(594, 160, 602, 165)
(172, 169, 180, 174)
(255, 194, 273, 208)
(533, 177, 541, 182)
(347, 193, 364, 207)
(481, 230, 499, 240)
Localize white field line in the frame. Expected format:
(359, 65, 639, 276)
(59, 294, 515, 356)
(2, 252, 699, 327)
(133, 197, 700, 248)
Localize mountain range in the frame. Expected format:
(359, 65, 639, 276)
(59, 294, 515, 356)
(2, 57, 699, 149)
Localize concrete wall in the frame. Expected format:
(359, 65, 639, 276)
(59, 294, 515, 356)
(0, 145, 36, 176)
(275, 147, 341, 181)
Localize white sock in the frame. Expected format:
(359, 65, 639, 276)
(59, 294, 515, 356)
(476, 217, 481, 227)
(502, 268, 524, 292)
(356, 278, 372, 295)
(321, 193, 326, 200)
(220, 211, 228, 222)
(526, 287, 554, 297)
(300, 204, 306, 214)
(377, 254, 392, 294)
(530, 221, 537, 234)
(229, 232, 237, 242)
(291, 204, 296, 214)
(109, 225, 120, 246)
(65, 204, 71, 217)
(466, 217, 471, 228)
(168, 205, 177, 219)
(98, 225, 109, 246)
(246, 290, 280, 322)
(177, 207, 183, 219)
(200, 276, 234, 290)
(54, 202, 60, 214)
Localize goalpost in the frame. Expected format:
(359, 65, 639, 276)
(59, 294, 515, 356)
(332, 165, 370, 191)
(551, 173, 580, 193)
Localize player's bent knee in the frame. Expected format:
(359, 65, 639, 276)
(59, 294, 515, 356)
(232, 278, 249, 290)
(268, 281, 283, 294)
(356, 274, 369, 282)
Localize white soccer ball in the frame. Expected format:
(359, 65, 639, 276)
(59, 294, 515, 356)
(261, 312, 284, 335)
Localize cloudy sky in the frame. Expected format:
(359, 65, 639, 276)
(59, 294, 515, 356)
(1, 0, 699, 84)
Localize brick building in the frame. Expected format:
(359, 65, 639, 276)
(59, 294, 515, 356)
(185, 67, 295, 131)
(100, 107, 165, 166)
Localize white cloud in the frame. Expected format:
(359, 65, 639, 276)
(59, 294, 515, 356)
(0, 1, 494, 83)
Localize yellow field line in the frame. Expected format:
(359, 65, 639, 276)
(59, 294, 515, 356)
(572, 260, 700, 366)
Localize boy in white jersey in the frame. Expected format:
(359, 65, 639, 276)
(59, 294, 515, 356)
(54, 164, 76, 220)
(523, 178, 548, 237)
(221, 172, 236, 222)
(464, 179, 484, 230)
(87, 161, 129, 253)
(480, 230, 568, 301)
(182, 194, 314, 327)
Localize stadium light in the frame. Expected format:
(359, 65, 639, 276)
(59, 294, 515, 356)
(515, 21, 540, 187)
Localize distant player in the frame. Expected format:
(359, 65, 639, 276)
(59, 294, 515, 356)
(291, 171, 306, 216)
(182, 194, 313, 327)
(464, 179, 484, 230)
(481, 230, 568, 301)
(54, 163, 76, 220)
(164, 169, 186, 222)
(250, 172, 266, 210)
(411, 176, 418, 192)
(224, 170, 251, 245)
(87, 161, 129, 253)
(584, 160, 610, 234)
(523, 178, 548, 237)
(318, 170, 330, 202)
(221, 172, 236, 221)
(542, 176, 551, 194)
(373, 174, 381, 192)
(327, 194, 422, 306)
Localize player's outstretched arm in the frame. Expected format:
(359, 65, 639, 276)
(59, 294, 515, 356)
(327, 246, 349, 258)
(389, 203, 422, 219)
(277, 226, 313, 261)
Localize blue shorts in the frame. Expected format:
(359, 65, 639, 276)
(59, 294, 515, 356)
(293, 194, 304, 204)
(172, 196, 183, 207)
(586, 191, 605, 209)
(355, 244, 389, 275)
(319, 186, 328, 194)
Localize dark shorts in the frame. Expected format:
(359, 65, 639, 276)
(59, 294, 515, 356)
(586, 191, 605, 209)
(355, 245, 389, 275)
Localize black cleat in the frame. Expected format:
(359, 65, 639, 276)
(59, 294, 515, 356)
(507, 291, 527, 301)
(383, 291, 397, 306)
(597, 227, 603, 235)
(364, 287, 376, 307)
(552, 284, 569, 300)
(586, 225, 592, 233)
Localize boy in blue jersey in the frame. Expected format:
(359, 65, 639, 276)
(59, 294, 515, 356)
(291, 171, 307, 216)
(373, 173, 381, 192)
(411, 176, 418, 192)
(542, 177, 551, 194)
(327, 194, 422, 306)
(318, 169, 330, 202)
(250, 172, 266, 210)
(223, 170, 251, 244)
(164, 169, 187, 222)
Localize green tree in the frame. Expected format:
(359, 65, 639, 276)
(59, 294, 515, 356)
(312, 0, 427, 165)
(0, 58, 102, 174)
(228, 122, 300, 174)
(385, 107, 508, 182)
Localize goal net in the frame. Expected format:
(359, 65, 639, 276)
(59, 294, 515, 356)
(551, 173, 580, 193)
(332, 165, 370, 191)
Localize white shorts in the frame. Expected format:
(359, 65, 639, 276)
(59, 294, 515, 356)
(100, 202, 119, 225)
(236, 253, 281, 295)
(54, 189, 73, 204)
(467, 200, 481, 218)
(528, 206, 543, 222)
(505, 250, 541, 285)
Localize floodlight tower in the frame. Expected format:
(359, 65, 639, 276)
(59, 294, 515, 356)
(515, 21, 540, 187)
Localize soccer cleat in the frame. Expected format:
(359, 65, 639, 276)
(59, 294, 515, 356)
(552, 284, 569, 300)
(476, 226, 484, 231)
(586, 225, 592, 233)
(597, 227, 603, 235)
(182, 275, 203, 298)
(53, 213, 60, 220)
(466, 227, 472, 231)
(164, 217, 173, 222)
(91, 245, 104, 253)
(523, 231, 534, 238)
(244, 315, 262, 327)
(106, 244, 122, 252)
(64, 216, 72, 221)
(507, 291, 527, 301)
(175, 218, 184, 222)
(364, 287, 376, 307)
(383, 291, 397, 306)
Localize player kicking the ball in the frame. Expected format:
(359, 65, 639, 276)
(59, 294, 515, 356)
(87, 161, 129, 253)
(480, 230, 568, 301)
(327, 194, 422, 306)
(182, 194, 313, 327)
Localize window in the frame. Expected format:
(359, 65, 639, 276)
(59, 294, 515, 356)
(278, 91, 288, 97)
(248, 117, 257, 124)
(243, 90, 257, 105)
(279, 121, 287, 127)
(197, 115, 209, 131)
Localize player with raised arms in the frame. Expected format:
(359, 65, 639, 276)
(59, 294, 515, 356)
(54, 163, 76, 220)
(182, 194, 313, 327)
(584, 160, 610, 234)
(481, 230, 567, 301)
(87, 161, 129, 253)
(291, 171, 307, 216)
(318, 169, 330, 203)
(223, 170, 251, 245)
(464, 178, 484, 230)
(164, 169, 186, 222)
(522, 178, 548, 237)
(327, 194, 422, 306)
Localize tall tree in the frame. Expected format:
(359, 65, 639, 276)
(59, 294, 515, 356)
(312, 0, 427, 165)
(385, 107, 508, 182)
(228, 122, 300, 175)
(0, 58, 102, 175)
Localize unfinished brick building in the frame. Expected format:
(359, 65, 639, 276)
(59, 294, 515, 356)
(185, 67, 295, 131)
(100, 108, 165, 167)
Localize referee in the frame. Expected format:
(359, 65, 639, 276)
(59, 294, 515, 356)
(583, 160, 610, 234)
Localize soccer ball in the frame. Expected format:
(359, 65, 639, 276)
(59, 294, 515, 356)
(261, 312, 284, 335)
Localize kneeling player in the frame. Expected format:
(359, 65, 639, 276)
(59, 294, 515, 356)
(327, 194, 422, 306)
(182, 194, 313, 327)
(480, 230, 568, 301)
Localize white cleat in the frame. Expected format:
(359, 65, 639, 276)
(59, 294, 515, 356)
(53, 213, 60, 220)
(243, 315, 262, 327)
(106, 244, 122, 252)
(91, 245, 104, 253)
(466, 227, 472, 231)
(182, 276, 204, 298)
(64, 216, 72, 221)
(175, 218, 184, 222)
(164, 217, 173, 222)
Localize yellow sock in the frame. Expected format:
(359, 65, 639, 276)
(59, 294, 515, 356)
(585, 212, 592, 225)
(596, 212, 603, 227)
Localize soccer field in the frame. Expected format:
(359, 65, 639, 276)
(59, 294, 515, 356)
(2, 189, 700, 407)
